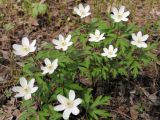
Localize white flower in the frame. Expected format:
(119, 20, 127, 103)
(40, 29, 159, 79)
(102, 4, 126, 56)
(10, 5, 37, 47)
(131, 31, 149, 48)
(89, 29, 105, 42)
(41, 58, 58, 75)
(12, 37, 36, 57)
(52, 34, 73, 51)
(54, 90, 82, 120)
(74, 3, 91, 18)
(111, 6, 130, 22)
(12, 77, 38, 100)
(101, 45, 118, 58)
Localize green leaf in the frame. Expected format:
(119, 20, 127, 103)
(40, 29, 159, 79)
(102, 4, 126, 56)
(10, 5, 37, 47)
(93, 109, 110, 118)
(32, 3, 47, 17)
(67, 83, 83, 91)
(91, 96, 111, 108)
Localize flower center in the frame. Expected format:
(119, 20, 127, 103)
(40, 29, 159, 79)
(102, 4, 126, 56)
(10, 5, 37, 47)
(47, 65, 53, 70)
(117, 14, 122, 19)
(137, 39, 142, 43)
(61, 41, 67, 46)
(66, 100, 74, 108)
(22, 47, 29, 52)
(108, 51, 113, 55)
(23, 87, 30, 93)
(81, 11, 86, 16)
(95, 35, 100, 40)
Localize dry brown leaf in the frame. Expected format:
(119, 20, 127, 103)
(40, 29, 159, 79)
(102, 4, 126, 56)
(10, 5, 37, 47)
(130, 106, 138, 120)
(28, 17, 39, 26)
(140, 87, 160, 105)
(140, 113, 151, 120)
(79, 76, 92, 86)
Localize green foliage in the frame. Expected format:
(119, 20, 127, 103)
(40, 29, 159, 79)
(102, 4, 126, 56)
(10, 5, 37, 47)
(3, 23, 15, 31)
(32, 3, 47, 17)
(136, 103, 146, 113)
(16, 3, 158, 120)
(4, 88, 12, 98)
(82, 89, 111, 120)
(19, 100, 36, 120)
(22, 0, 47, 17)
(0, 0, 6, 4)
(71, 18, 158, 79)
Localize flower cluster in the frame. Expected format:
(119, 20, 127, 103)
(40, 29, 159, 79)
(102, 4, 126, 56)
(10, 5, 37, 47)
(12, 3, 150, 120)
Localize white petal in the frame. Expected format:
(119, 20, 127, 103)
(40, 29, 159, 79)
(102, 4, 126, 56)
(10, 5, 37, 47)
(141, 42, 147, 48)
(88, 38, 95, 42)
(55, 45, 62, 50)
(59, 34, 64, 41)
(142, 34, 149, 41)
(48, 69, 55, 74)
(71, 107, 80, 115)
(89, 33, 95, 38)
(20, 77, 27, 87)
(22, 37, 29, 46)
(137, 43, 142, 48)
(100, 33, 105, 39)
(74, 7, 81, 16)
(111, 54, 117, 58)
(85, 5, 90, 12)
(66, 35, 72, 42)
(113, 48, 118, 54)
(79, 4, 84, 10)
(44, 58, 51, 65)
(63, 109, 72, 120)
(24, 94, 31, 100)
(30, 40, 36, 47)
(13, 51, 28, 57)
(122, 17, 128, 21)
(101, 52, 107, 56)
(119, 6, 125, 14)
(54, 105, 66, 111)
(131, 41, 137, 45)
(112, 7, 118, 14)
(111, 14, 117, 20)
(109, 45, 114, 51)
(28, 78, 35, 88)
(137, 31, 142, 38)
(12, 86, 22, 92)
(123, 11, 130, 18)
(132, 33, 137, 41)
(74, 98, 82, 106)
(52, 59, 58, 69)
(67, 42, 73, 46)
(29, 46, 36, 52)
(107, 55, 113, 58)
(42, 68, 48, 74)
(41, 66, 48, 73)
(62, 46, 68, 51)
(12, 44, 23, 50)
(31, 87, 38, 93)
(15, 93, 25, 98)
(69, 90, 75, 101)
(84, 12, 91, 17)
(52, 39, 60, 45)
(103, 48, 108, 53)
(57, 94, 68, 104)
(114, 18, 122, 22)
(95, 29, 100, 36)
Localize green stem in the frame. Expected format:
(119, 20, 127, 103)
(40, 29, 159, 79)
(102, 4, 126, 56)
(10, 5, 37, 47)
(116, 23, 120, 41)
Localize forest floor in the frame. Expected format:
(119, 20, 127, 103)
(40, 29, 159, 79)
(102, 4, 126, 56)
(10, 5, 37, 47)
(0, 0, 160, 120)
